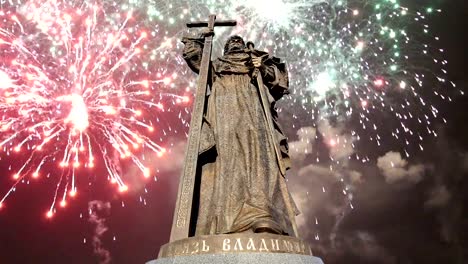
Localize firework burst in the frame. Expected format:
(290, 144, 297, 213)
(0, 0, 189, 215)
(0, 0, 458, 215)
(131, 0, 458, 159)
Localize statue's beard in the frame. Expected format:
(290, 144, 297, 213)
(225, 43, 245, 54)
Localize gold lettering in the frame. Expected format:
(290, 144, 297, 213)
(282, 240, 293, 252)
(223, 239, 231, 251)
(174, 244, 182, 255)
(271, 239, 280, 251)
(246, 238, 256, 251)
(294, 242, 301, 253)
(300, 243, 306, 254)
(190, 242, 199, 254)
(234, 238, 244, 251)
(182, 242, 190, 254)
(259, 239, 269, 252)
(202, 240, 210, 252)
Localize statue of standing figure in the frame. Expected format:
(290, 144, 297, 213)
(181, 28, 299, 237)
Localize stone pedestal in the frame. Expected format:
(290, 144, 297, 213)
(147, 233, 324, 264)
(147, 252, 324, 264)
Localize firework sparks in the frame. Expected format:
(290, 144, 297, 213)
(133, 0, 456, 158)
(0, 0, 457, 215)
(0, 0, 189, 213)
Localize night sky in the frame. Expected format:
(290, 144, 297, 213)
(1, 0, 467, 263)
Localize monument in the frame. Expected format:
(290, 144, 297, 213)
(148, 15, 324, 264)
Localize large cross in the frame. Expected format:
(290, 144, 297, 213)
(169, 15, 237, 242)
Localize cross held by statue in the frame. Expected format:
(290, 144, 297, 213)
(170, 15, 237, 242)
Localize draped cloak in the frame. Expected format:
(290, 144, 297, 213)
(182, 36, 299, 237)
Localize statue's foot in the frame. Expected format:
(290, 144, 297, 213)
(252, 219, 283, 234)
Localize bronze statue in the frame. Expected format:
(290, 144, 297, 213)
(169, 15, 298, 242)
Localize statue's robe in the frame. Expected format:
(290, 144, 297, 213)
(182, 36, 299, 237)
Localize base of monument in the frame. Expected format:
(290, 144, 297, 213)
(147, 252, 324, 264)
(147, 233, 324, 263)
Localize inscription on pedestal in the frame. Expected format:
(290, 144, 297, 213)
(158, 233, 312, 258)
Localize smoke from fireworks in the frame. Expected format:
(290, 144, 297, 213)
(88, 200, 112, 264)
(0, 0, 457, 215)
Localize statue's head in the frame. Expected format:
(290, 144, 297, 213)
(224, 35, 245, 54)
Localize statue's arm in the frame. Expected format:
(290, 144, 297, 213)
(181, 36, 205, 74)
(260, 64, 276, 82)
(260, 61, 290, 101)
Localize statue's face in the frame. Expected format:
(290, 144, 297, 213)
(225, 36, 245, 54)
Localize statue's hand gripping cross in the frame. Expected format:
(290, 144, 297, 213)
(170, 15, 236, 242)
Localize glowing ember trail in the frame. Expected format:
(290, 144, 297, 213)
(0, 0, 457, 216)
(0, 0, 189, 215)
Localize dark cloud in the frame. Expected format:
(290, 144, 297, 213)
(348, 170, 363, 184)
(377, 151, 425, 184)
(317, 120, 355, 163)
(288, 114, 468, 264)
(293, 164, 344, 234)
(289, 126, 316, 162)
(328, 231, 397, 264)
(425, 185, 451, 208)
(461, 153, 468, 172)
(300, 131, 467, 263)
(289, 120, 357, 226)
